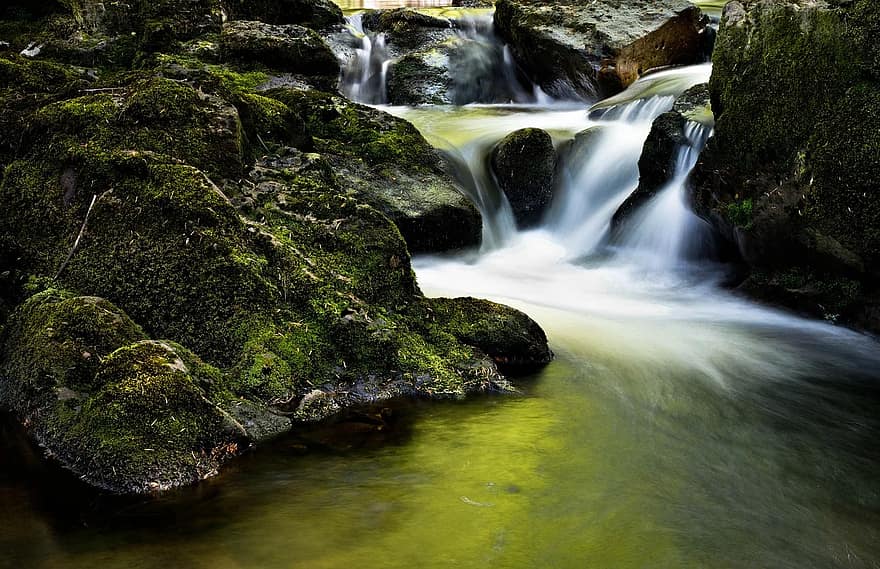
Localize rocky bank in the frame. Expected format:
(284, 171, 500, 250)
(0, 0, 552, 493)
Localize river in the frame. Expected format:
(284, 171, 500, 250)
(2, 2, 879, 568)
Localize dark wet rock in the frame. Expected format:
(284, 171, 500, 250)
(222, 0, 344, 30)
(220, 20, 340, 86)
(266, 89, 481, 252)
(491, 128, 556, 228)
(361, 9, 453, 50)
(613, 112, 687, 229)
(613, 83, 711, 231)
(494, 0, 710, 99)
(387, 49, 452, 106)
(691, 0, 880, 330)
(0, 291, 244, 493)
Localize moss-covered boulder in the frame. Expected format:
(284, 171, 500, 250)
(691, 0, 880, 329)
(0, 292, 248, 492)
(408, 297, 553, 375)
(490, 128, 556, 229)
(0, 11, 554, 493)
(0, 55, 89, 167)
(494, 0, 711, 99)
(361, 9, 453, 51)
(223, 0, 344, 30)
(266, 89, 482, 252)
(220, 20, 340, 87)
(387, 50, 452, 106)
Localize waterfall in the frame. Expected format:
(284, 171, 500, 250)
(546, 96, 676, 257)
(614, 121, 715, 270)
(338, 12, 547, 106)
(339, 14, 392, 104)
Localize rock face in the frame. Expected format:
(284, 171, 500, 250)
(267, 89, 481, 252)
(491, 128, 557, 228)
(0, 4, 552, 493)
(494, 0, 711, 99)
(220, 20, 340, 86)
(691, 0, 880, 329)
(613, 83, 711, 229)
(222, 0, 344, 29)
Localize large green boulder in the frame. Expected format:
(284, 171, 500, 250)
(220, 20, 340, 84)
(267, 89, 482, 253)
(0, 57, 552, 492)
(691, 0, 880, 328)
(0, 291, 248, 493)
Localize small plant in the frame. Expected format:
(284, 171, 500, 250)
(726, 198, 754, 229)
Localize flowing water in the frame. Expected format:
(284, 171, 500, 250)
(2, 3, 880, 569)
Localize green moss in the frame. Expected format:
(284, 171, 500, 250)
(407, 297, 552, 375)
(726, 198, 754, 229)
(26, 76, 244, 179)
(0, 289, 147, 410)
(236, 92, 312, 159)
(265, 89, 436, 172)
(43, 340, 240, 493)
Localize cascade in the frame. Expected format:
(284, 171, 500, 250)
(614, 121, 715, 270)
(339, 14, 392, 104)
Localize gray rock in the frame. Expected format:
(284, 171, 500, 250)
(494, 0, 710, 99)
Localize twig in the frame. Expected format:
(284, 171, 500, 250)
(79, 87, 127, 93)
(54, 193, 99, 280)
(256, 133, 270, 153)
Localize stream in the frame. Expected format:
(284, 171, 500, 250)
(2, 2, 880, 568)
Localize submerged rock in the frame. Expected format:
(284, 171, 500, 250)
(494, 0, 711, 99)
(490, 128, 556, 229)
(691, 0, 880, 329)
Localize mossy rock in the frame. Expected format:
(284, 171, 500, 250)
(387, 50, 453, 106)
(266, 89, 482, 253)
(24, 76, 245, 179)
(0, 289, 147, 411)
(408, 297, 553, 376)
(220, 20, 340, 83)
(490, 128, 556, 229)
(691, 0, 880, 330)
(0, 153, 275, 365)
(222, 0, 344, 29)
(361, 9, 453, 51)
(0, 55, 89, 165)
